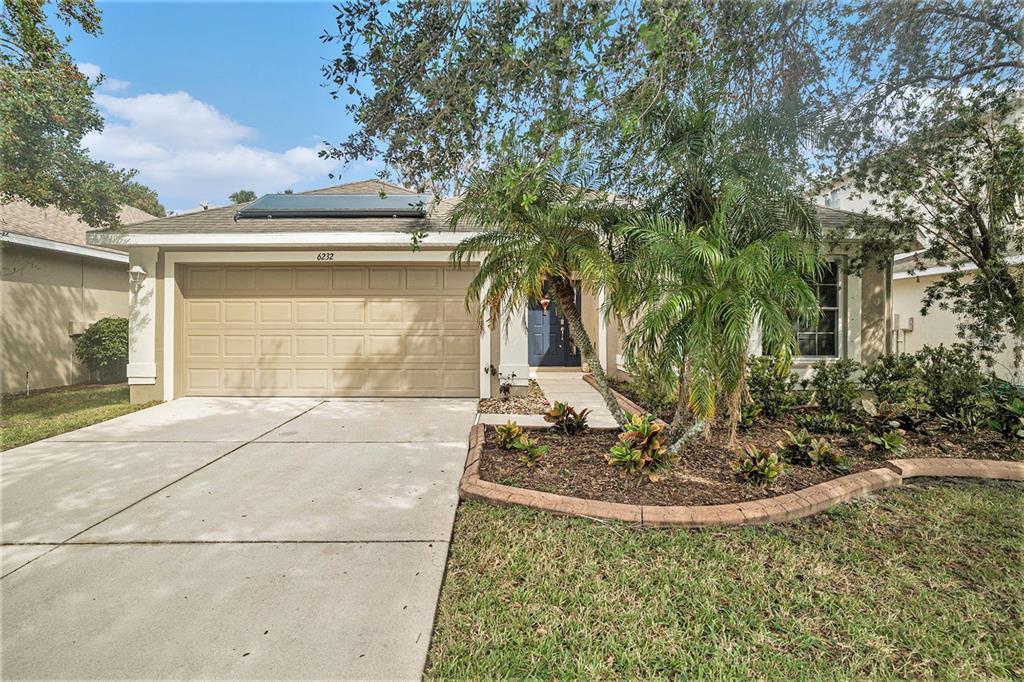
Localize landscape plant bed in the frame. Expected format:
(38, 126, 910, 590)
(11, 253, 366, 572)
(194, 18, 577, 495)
(478, 379, 549, 415)
(477, 419, 1021, 507)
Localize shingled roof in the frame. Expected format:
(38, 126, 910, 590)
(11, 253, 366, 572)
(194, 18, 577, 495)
(0, 200, 155, 253)
(89, 179, 475, 236)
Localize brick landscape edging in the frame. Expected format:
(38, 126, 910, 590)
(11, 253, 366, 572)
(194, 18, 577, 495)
(460, 422, 1024, 527)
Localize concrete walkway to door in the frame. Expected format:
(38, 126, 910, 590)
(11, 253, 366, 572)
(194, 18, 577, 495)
(1, 397, 477, 680)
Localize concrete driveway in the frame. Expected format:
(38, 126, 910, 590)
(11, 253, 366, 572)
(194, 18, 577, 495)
(1, 397, 477, 680)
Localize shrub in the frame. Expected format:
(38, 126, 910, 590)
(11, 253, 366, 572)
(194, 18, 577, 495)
(623, 356, 677, 416)
(809, 359, 861, 414)
(989, 395, 1024, 439)
(607, 414, 671, 479)
(543, 401, 591, 436)
(915, 344, 986, 419)
(777, 429, 848, 469)
(988, 382, 1024, 439)
(511, 435, 548, 466)
(858, 399, 902, 437)
(862, 353, 920, 403)
(74, 316, 128, 382)
(732, 445, 785, 485)
(747, 355, 800, 420)
(494, 421, 525, 449)
(794, 411, 862, 435)
(865, 429, 906, 455)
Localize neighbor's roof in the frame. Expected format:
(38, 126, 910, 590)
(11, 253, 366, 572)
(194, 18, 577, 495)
(0, 200, 155, 253)
(88, 179, 476, 237)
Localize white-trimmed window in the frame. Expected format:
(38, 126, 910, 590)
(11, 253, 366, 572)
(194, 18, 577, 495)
(795, 261, 840, 357)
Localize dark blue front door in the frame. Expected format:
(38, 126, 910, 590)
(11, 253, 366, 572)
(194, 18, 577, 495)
(528, 287, 582, 367)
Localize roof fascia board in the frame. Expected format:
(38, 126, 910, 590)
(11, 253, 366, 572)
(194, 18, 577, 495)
(2, 231, 128, 263)
(87, 231, 476, 248)
(893, 254, 1023, 280)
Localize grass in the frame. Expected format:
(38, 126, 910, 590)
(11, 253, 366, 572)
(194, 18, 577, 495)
(1, 384, 156, 450)
(428, 479, 1024, 679)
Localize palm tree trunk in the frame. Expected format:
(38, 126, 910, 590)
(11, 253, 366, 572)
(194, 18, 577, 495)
(725, 355, 748, 448)
(549, 277, 628, 425)
(666, 360, 691, 439)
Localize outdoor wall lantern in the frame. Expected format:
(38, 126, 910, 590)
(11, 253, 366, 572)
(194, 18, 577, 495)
(540, 296, 551, 314)
(128, 264, 147, 287)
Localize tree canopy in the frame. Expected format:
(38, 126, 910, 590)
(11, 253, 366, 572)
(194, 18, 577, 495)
(1, 0, 164, 226)
(229, 189, 258, 204)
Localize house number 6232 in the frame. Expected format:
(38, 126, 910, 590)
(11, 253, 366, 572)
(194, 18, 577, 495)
(316, 252, 335, 261)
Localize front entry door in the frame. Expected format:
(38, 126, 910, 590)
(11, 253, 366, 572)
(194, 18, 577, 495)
(527, 285, 582, 367)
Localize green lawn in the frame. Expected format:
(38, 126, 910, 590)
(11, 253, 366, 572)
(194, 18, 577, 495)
(1, 384, 156, 451)
(428, 480, 1024, 680)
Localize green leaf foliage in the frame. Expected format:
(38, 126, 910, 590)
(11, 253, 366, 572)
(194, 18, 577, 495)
(1, 1, 162, 227)
(809, 359, 861, 415)
(73, 316, 128, 381)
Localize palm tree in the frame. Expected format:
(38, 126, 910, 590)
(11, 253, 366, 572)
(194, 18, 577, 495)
(448, 159, 629, 424)
(616, 191, 821, 448)
(611, 98, 822, 448)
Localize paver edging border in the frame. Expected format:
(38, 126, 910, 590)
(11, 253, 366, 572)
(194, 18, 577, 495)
(460, 423, 1024, 527)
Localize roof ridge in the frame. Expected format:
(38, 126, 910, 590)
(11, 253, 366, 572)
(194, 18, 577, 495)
(299, 178, 417, 195)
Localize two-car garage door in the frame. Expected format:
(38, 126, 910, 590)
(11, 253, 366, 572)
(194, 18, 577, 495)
(178, 264, 480, 397)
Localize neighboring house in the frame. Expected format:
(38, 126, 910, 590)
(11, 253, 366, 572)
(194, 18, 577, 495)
(891, 252, 1022, 381)
(86, 179, 897, 403)
(815, 181, 1021, 380)
(0, 201, 156, 394)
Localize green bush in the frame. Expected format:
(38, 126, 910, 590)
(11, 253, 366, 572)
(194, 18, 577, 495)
(915, 344, 987, 419)
(607, 414, 671, 479)
(511, 435, 548, 466)
(809, 359, 861, 414)
(747, 355, 800, 420)
(988, 381, 1024, 439)
(494, 421, 526, 449)
(794, 411, 863, 435)
(74, 316, 128, 382)
(862, 353, 920, 403)
(543, 401, 591, 436)
(623, 356, 677, 416)
(732, 445, 785, 485)
(777, 429, 848, 469)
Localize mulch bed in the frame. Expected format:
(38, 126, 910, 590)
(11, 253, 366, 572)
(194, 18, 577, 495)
(477, 418, 1023, 507)
(478, 379, 549, 415)
(608, 378, 675, 422)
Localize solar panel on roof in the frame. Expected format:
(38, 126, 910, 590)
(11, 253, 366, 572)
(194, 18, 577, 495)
(234, 193, 432, 220)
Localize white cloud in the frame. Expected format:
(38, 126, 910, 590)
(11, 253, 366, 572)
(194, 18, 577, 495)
(77, 62, 131, 92)
(84, 86, 346, 210)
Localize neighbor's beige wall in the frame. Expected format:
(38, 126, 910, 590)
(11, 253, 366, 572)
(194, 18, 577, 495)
(893, 273, 1020, 381)
(0, 244, 128, 394)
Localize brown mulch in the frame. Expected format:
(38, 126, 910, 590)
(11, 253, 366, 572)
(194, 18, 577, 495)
(478, 419, 1023, 507)
(478, 379, 550, 415)
(608, 378, 675, 423)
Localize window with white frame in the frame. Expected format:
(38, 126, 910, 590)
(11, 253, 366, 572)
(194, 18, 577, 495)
(795, 261, 840, 357)
(824, 189, 841, 208)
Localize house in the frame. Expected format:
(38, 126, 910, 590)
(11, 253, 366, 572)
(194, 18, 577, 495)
(891, 252, 1022, 381)
(0, 200, 156, 394)
(815, 184, 1021, 381)
(86, 180, 896, 403)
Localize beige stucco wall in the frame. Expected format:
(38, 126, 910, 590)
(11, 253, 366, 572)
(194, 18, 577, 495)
(893, 272, 1020, 381)
(129, 251, 165, 404)
(859, 260, 891, 364)
(0, 244, 128, 394)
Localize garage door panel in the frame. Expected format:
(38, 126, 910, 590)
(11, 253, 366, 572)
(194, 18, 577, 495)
(180, 265, 479, 397)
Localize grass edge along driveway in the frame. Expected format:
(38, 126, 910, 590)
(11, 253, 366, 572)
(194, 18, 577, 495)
(428, 478, 1024, 679)
(1, 384, 157, 451)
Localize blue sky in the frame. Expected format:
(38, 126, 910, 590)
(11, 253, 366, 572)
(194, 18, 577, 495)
(63, 1, 378, 211)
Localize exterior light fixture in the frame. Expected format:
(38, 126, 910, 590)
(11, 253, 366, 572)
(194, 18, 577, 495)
(540, 296, 551, 314)
(128, 265, 147, 286)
